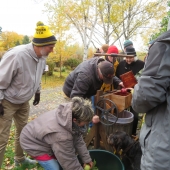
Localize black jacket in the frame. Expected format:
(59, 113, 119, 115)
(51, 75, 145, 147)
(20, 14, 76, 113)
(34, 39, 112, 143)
(63, 57, 121, 99)
(116, 60, 144, 79)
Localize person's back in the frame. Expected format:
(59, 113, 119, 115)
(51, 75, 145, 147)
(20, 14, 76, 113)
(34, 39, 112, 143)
(63, 57, 105, 98)
(20, 97, 94, 170)
(20, 103, 74, 156)
(132, 29, 170, 170)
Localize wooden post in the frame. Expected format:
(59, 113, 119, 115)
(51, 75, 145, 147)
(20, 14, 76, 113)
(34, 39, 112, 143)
(94, 90, 103, 149)
(84, 90, 103, 148)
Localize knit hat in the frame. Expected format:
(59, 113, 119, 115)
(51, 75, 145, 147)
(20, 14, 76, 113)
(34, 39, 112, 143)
(32, 21, 57, 46)
(98, 61, 114, 84)
(123, 40, 133, 48)
(107, 45, 119, 54)
(102, 44, 109, 53)
(126, 47, 136, 57)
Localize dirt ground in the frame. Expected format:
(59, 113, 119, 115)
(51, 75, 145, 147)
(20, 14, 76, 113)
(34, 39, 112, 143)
(29, 86, 70, 116)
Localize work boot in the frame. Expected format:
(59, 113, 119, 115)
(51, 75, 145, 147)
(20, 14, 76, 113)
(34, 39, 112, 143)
(14, 157, 37, 167)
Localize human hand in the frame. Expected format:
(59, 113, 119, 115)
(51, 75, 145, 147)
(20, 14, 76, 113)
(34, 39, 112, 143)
(83, 161, 93, 169)
(119, 82, 124, 88)
(0, 103, 4, 115)
(33, 93, 40, 106)
(92, 115, 100, 123)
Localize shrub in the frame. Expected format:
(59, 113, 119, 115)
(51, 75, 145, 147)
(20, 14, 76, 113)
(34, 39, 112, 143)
(54, 67, 59, 72)
(65, 65, 71, 70)
(61, 66, 66, 72)
(46, 61, 55, 76)
(63, 58, 81, 69)
(54, 61, 60, 67)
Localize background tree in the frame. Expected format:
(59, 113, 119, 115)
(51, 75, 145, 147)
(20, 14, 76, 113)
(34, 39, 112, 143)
(148, 1, 170, 41)
(0, 31, 23, 50)
(44, 0, 167, 58)
(93, 0, 167, 50)
(46, 1, 78, 77)
(45, 0, 98, 61)
(0, 26, 2, 35)
(22, 35, 30, 44)
(15, 40, 20, 46)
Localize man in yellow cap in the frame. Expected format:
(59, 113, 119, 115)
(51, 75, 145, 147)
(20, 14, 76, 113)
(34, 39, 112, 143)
(0, 21, 57, 168)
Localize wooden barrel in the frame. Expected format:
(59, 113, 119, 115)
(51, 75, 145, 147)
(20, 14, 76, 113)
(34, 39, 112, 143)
(102, 110, 134, 137)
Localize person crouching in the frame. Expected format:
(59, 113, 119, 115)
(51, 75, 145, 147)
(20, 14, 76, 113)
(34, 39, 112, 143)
(20, 97, 94, 170)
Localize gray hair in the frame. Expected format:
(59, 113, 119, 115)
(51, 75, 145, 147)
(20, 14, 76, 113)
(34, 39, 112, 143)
(72, 97, 94, 123)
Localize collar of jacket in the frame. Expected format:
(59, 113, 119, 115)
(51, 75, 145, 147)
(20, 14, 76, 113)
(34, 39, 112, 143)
(27, 43, 40, 62)
(72, 122, 87, 135)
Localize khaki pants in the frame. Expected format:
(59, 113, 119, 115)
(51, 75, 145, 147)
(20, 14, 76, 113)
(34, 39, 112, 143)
(0, 99, 30, 167)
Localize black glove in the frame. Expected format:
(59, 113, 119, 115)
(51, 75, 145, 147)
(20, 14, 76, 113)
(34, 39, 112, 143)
(0, 103, 4, 115)
(33, 93, 40, 106)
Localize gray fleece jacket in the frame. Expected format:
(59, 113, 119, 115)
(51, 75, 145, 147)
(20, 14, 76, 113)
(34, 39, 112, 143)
(20, 102, 91, 170)
(0, 43, 45, 104)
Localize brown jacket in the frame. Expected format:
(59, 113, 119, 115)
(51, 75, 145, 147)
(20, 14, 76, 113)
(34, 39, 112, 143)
(20, 102, 91, 170)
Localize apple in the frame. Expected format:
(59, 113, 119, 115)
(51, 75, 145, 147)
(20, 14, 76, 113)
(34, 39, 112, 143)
(84, 164, 91, 170)
(121, 88, 127, 94)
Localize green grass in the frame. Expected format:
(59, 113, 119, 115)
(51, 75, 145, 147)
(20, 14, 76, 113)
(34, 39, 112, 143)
(1, 71, 69, 170)
(41, 70, 70, 89)
(1, 118, 44, 170)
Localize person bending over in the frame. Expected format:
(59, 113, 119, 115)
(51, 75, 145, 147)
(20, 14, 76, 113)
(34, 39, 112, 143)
(20, 97, 94, 170)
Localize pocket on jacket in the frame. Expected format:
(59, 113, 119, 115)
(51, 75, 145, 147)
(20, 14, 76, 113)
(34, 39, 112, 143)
(6, 86, 33, 99)
(145, 109, 153, 127)
(140, 124, 151, 149)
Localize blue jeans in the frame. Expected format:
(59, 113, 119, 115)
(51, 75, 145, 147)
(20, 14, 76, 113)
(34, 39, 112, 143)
(38, 159, 61, 170)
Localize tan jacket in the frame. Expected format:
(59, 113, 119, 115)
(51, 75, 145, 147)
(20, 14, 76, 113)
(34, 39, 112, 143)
(20, 102, 91, 170)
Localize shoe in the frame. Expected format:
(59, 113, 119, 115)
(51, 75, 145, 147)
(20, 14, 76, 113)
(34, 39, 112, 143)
(14, 157, 37, 167)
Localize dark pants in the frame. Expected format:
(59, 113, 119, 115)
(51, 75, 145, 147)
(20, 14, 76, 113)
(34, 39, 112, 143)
(130, 106, 139, 136)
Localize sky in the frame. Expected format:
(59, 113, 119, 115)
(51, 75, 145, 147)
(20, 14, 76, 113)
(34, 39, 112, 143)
(0, 0, 48, 36)
(0, 0, 147, 51)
